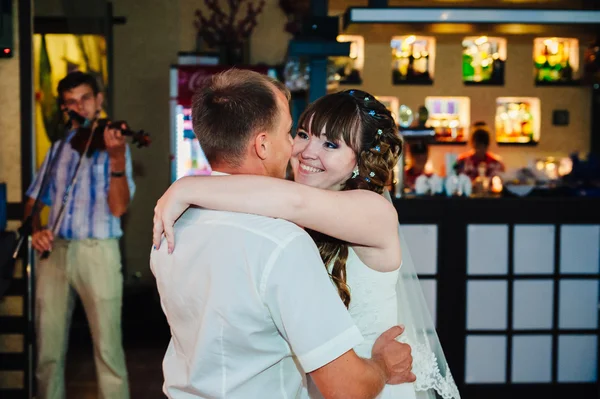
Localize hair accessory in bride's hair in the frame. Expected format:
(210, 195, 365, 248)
(365, 177, 371, 183)
(377, 129, 383, 135)
(368, 110, 376, 117)
(369, 172, 375, 177)
(364, 96, 370, 101)
(351, 169, 359, 179)
(349, 90, 355, 95)
(374, 145, 381, 152)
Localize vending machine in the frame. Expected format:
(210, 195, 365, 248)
(169, 64, 269, 182)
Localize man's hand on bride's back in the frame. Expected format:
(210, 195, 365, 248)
(372, 325, 416, 385)
(153, 179, 191, 254)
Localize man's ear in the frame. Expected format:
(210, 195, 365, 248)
(95, 92, 105, 113)
(253, 131, 269, 160)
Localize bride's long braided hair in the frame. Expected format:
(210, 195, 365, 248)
(297, 90, 403, 307)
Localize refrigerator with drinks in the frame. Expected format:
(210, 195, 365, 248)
(169, 64, 269, 182)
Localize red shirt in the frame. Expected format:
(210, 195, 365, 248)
(456, 151, 505, 180)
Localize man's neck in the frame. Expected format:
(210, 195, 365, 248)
(412, 164, 426, 174)
(473, 152, 488, 161)
(211, 161, 267, 177)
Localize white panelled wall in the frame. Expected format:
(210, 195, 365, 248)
(464, 224, 599, 384)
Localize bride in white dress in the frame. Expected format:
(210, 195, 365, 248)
(153, 89, 460, 399)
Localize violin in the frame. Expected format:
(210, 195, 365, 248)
(66, 110, 151, 157)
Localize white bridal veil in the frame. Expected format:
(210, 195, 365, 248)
(385, 191, 461, 399)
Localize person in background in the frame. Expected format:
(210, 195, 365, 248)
(404, 141, 432, 191)
(24, 71, 133, 399)
(472, 120, 488, 131)
(456, 124, 505, 180)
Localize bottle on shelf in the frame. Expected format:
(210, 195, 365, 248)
(472, 163, 491, 196)
(536, 44, 551, 82)
(463, 51, 474, 81)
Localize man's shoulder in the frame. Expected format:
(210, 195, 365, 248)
(486, 152, 503, 163)
(457, 151, 474, 162)
(176, 207, 310, 246)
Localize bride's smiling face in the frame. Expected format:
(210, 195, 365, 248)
(290, 122, 357, 191)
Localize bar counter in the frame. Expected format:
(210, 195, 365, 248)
(392, 195, 599, 398)
(394, 195, 600, 224)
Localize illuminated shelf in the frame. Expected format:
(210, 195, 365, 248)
(463, 36, 506, 86)
(533, 37, 579, 85)
(331, 35, 364, 85)
(391, 35, 435, 85)
(495, 97, 540, 145)
(425, 96, 470, 144)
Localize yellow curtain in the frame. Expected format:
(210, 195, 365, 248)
(32, 34, 107, 224)
(33, 34, 108, 168)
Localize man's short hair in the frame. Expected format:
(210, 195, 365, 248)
(191, 68, 290, 167)
(57, 71, 100, 102)
(471, 128, 491, 147)
(409, 141, 428, 155)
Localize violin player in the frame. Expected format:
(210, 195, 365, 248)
(23, 71, 133, 399)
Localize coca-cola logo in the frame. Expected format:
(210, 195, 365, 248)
(176, 66, 269, 103)
(186, 70, 215, 92)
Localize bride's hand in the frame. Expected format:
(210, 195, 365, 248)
(152, 179, 190, 253)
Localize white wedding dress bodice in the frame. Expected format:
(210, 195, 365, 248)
(308, 247, 417, 399)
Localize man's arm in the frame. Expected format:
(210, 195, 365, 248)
(107, 155, 130, 217)
(105, 125, 135, 217)
(311, 351, 386, 399)
(265, 233, 414, 399)
(24, 150, 54, 252)
(23, 198, 42, 232)
(24, 148, 54, 221)
(25, 197, 54, 253)
(310, 325, 414, 399)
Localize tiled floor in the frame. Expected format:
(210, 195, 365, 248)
(64, 288, 170, 399)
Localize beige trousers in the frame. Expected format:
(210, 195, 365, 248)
(35, 238, 129, 399)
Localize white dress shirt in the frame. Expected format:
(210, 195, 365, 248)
(150, 207, 363, 398)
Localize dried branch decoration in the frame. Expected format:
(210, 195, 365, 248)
(194, 0, 266, 48)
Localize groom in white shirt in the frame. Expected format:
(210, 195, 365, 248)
(150, 69, 415, 398)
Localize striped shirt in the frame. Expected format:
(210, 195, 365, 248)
(26, 130, 136, 240)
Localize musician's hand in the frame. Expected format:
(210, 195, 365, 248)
(32, 229, 54, 254)
(104, 122, 127, 160)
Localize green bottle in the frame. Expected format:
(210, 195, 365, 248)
(463, 52, 474, 81)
